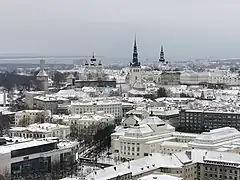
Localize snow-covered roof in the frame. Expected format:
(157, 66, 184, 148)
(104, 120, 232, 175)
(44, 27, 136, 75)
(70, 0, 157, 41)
(138, 174, 182, 180)
(55, 89, 89, 98)
(0, 139, 58, 154)
(86, 153, 182, 180)
(36, 70, 48, 77)
(141, 116, 165, 125)
(9, 123, 69, 133)
(125, 124, 153, 137)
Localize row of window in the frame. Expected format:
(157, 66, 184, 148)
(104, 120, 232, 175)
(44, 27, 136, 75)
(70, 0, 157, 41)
(205, 173, 237, 180)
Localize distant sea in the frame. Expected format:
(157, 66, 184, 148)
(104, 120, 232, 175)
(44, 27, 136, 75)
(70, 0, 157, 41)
(0, 54, 158, 65)
(0, 56, 132, 65)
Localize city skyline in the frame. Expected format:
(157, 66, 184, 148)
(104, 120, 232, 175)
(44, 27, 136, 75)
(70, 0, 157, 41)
(1, 0, 240, 62)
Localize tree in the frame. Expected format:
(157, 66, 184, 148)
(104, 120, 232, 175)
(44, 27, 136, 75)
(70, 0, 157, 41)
(18, 115, 31, 127)
(180, 93, 191, 98)
(157, 87, 167, 97)
(53, 71, 65, 86)
(34, 113, 45, 123)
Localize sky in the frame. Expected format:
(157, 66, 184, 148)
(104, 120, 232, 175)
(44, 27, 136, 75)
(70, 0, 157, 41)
(0, 0, 240, 62)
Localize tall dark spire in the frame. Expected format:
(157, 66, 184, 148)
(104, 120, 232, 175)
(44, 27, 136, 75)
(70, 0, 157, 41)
(159, 45, 165, 63)
(130, 35, 140, 67)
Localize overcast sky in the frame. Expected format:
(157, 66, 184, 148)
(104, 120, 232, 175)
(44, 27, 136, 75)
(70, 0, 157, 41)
(0, 0, 240, 62)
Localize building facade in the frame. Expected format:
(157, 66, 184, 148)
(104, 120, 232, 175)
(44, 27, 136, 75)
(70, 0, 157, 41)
(69, 97, 122, 123)
(9, 123, 70, 140)
(179, 109, 240, 133)
(0, 139, 79, 179)
(14, 110, 51, 127)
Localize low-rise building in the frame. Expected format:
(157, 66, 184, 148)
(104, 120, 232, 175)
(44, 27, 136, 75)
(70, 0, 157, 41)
(9, 123, 70, 140)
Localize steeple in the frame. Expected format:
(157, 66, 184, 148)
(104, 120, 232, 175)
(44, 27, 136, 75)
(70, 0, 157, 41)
(130, 35, 140, 67)
(159, 45, 165, 63)
(90, 52, 96, 66)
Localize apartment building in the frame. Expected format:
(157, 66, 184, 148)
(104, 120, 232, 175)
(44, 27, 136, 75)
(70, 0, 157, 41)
(179, 109, 240, 133)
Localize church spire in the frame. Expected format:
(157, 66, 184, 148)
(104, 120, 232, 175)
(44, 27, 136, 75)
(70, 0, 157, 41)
(159, 45, 165, 63)
(131, 34, 140, 67)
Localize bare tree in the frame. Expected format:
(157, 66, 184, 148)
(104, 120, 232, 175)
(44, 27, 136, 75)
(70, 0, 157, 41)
(18, 115, 31, 127)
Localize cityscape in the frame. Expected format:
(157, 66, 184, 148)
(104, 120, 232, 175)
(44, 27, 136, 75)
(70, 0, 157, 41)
(1, 1, 240, 180)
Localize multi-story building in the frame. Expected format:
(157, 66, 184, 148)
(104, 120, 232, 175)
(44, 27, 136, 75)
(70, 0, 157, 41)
(59, 112, 114, 136)
(33, 95, 69, 114)
(14, 110, 51, 126)
(69, 97, 122, 123)
(111, 115, 197, 160)
(179, 109, 240, 133)
(9, 123, 70, 140)
(0, 139, 79, 179)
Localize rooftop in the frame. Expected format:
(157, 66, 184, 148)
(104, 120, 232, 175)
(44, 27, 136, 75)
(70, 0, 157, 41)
(9, 123, 69, 133)
(0, 139, 57, 154)
(86, 153, 182, 180)
(138, 174, 182, 180)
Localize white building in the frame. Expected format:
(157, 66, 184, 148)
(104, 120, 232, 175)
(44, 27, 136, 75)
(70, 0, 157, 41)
(9, 122, 70, 140)
(57, 112, 114, 136)
(111, 116, 197, 160)
(188, 127, 240, 150)
(0, 139, 79, 178)
(69, 97, 122, 122)
(180, 70, 240, 86)
(14, 110, 51, 126)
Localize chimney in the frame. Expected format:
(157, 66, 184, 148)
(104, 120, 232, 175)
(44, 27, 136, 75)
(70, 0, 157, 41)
(3, 90, 6, 107)
(128, 160, 130, 169)
(114, 167, 116, 171)
(185, 150, 192, 160)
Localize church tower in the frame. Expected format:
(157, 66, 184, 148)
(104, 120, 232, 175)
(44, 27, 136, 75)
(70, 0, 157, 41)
(129, 35, 141, 86)
(159, 45, 165, 63)
(36, 59, 48, 91)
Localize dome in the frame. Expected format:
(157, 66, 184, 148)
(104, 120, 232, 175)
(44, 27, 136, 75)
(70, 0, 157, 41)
(125, 124, 153, 137)
(133, 81, 145, 91)
(141, 116, 165, 126)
